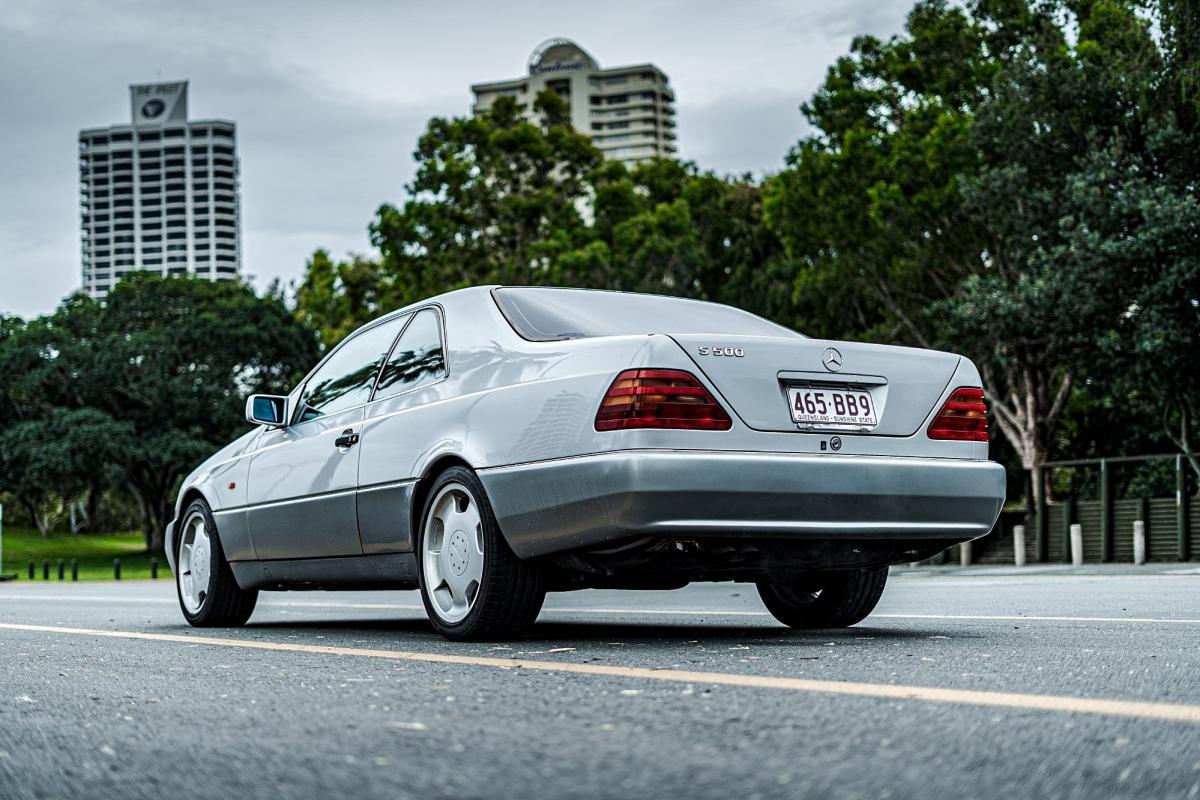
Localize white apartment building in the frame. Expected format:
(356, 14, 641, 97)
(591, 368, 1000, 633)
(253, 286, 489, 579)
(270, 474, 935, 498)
(78, 81, 242, 299)
(472, 38, 677, 165)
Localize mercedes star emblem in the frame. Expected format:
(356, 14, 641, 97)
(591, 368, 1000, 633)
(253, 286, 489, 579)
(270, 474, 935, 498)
(822, 347, 843, 372)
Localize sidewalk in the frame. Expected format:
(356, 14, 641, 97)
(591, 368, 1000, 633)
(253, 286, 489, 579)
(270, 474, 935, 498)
(893, 562, 1200, 578)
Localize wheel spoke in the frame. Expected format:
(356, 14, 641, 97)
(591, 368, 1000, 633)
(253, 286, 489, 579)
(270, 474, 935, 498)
(462, 541, 483, 589)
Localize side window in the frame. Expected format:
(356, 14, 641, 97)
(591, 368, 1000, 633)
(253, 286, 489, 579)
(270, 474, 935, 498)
(374, 309, 446, 401)
(296, 315, 408, 423)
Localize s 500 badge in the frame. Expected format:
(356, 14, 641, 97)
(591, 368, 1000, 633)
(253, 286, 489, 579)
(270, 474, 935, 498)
(698, 346, 745, 357)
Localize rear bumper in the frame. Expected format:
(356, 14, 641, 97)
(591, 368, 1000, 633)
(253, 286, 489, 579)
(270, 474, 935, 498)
(479, 450, 1006, 559)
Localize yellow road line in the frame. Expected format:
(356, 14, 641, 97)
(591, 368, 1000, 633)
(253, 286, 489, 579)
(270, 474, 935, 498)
(1, 621, 1197, 724)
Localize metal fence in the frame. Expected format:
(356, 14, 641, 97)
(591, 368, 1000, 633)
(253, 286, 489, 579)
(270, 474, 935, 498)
(967, 453, 1198, 564)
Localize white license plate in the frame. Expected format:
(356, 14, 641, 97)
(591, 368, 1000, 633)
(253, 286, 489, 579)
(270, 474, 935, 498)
(787, 386, 878, 427)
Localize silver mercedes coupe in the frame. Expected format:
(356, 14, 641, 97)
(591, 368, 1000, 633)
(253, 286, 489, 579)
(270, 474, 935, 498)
(165, 286, 1005, 640)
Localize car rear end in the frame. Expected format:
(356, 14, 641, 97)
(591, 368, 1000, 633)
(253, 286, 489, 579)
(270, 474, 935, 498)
(478, 287, 1006, 580)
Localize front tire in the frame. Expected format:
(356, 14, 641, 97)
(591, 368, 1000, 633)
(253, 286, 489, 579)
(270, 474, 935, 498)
(417, 466, 545, 641)
(175, 499, 258, 627)
(757, 567, 888, 629)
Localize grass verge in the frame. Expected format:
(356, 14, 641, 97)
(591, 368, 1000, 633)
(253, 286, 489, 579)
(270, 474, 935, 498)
(0, 527, 169, 581)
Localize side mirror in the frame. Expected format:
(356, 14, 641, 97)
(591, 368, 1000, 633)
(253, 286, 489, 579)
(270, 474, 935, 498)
(246, 394, 288, 427)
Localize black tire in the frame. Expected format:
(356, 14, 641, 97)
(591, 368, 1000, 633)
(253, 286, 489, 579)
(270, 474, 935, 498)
(175, 498, 258, 627)
(757, 567, 888, 629)
(416, 466, 545, 641)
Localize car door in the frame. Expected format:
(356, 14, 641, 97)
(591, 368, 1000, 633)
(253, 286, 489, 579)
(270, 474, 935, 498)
(357, 307, 449, 554)
(246, 314, 409, 560)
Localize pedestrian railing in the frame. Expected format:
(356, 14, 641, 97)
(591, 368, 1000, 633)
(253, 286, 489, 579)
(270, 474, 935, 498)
(1034, 453, 1195, 564)
(953, 453, 1198, 565)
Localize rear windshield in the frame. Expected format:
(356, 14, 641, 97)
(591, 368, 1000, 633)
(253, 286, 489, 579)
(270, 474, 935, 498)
(493, 287, 803, 341)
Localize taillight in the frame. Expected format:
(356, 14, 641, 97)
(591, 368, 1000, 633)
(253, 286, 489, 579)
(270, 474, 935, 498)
(927, 387, 989, 442)
(595, 369, 733, 431)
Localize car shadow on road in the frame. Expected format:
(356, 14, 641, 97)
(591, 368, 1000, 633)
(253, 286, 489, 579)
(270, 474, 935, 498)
(239, 617, 934, 644)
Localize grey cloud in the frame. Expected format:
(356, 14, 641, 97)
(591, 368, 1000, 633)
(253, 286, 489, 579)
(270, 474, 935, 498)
(677, 90, 811, 179)
(0, 0, 911, 318)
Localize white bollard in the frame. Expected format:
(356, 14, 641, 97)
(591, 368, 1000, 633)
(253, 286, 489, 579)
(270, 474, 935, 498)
(960, 540, 972, 566)
(1070, 523, 1084, 566)
(1133, 520, 1146, 566)
(1013, 525, 1027, 567)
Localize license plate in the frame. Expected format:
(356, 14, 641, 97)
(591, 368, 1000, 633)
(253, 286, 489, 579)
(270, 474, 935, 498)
(787, 386, 878, 427)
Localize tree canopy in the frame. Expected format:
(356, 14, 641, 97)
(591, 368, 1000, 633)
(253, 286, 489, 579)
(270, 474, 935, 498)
(0, 275, 319, 546)
(4, 0, 1198, 544)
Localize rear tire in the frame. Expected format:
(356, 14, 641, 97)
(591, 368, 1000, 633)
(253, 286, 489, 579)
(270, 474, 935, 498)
(757, 567, 888, 629)
(417, 466, 545, 641)
(175, 499, 258, 627)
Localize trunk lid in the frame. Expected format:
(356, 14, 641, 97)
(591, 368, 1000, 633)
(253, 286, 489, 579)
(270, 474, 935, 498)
(668, 334, 960, 436)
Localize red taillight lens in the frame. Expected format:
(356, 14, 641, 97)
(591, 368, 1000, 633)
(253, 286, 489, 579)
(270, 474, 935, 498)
(927, 387, 989, 442)
(595, 369, 733, 431)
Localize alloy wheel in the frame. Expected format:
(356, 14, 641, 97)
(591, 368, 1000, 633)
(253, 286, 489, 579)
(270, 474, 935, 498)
(178, 510, 213, 614)
(421, 483, 485, 624)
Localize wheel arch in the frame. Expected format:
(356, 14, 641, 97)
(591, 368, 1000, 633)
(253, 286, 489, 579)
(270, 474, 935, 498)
(410, 454, 478, 547)
(165, 486, 208, 568)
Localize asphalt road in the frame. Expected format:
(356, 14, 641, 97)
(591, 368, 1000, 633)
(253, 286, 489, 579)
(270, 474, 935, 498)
(1, 567, 1198, 800)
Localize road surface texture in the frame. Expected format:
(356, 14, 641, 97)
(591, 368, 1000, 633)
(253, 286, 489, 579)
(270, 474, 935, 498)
(1, 566, 1198, 799)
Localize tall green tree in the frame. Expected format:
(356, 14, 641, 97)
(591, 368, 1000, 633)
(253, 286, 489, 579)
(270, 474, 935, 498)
(0, 275, 320, 548)
(297, 94, 793, 347)
(767, 0, 1198, 496)
(764, 0, 989, 345)
(373, 92, 601, 296)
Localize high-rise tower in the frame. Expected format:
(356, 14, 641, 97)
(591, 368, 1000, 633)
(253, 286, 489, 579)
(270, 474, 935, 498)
(78, 81, 241, 298)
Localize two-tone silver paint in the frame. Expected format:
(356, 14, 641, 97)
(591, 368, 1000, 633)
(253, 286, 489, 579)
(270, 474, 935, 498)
(166, 286, 1005, 591)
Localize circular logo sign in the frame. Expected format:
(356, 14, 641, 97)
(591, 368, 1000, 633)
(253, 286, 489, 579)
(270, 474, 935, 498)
(141, 99, 166, 119)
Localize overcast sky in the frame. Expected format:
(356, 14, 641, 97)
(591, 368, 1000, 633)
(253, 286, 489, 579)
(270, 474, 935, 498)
(0, 0, 913, 319)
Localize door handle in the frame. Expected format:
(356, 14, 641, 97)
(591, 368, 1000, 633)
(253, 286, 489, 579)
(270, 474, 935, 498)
(334, 429, 360, 449)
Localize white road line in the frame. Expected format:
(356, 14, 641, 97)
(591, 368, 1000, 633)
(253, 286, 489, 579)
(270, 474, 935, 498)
(0, 621, 1197, 724)
(2, 593, 1199, 624)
